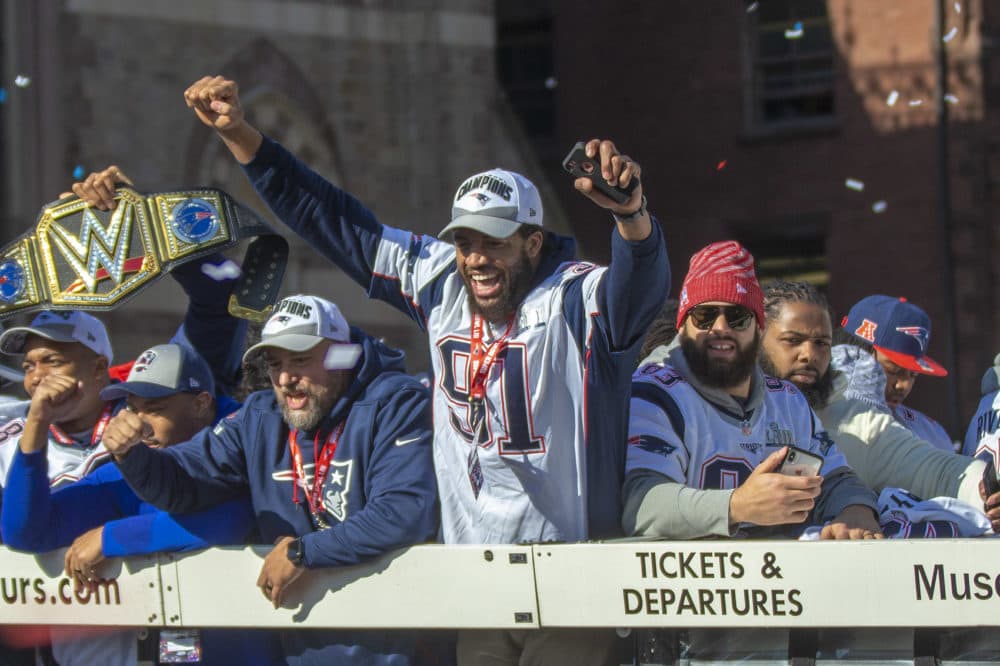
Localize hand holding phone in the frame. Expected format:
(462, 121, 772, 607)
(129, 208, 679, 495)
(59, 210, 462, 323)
(562, 141, 639, 205)
(778, 446, 824, 477)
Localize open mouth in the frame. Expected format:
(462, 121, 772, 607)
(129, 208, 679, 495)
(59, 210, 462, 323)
(468, 273, 503, 300)
(707, 340, 737, 357)
(284, 392, 309, 411)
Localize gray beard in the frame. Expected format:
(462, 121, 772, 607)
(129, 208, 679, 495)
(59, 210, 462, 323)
(281, 400, 325, 432)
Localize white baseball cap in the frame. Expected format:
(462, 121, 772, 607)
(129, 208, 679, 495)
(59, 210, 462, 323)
(0, 310, 113, 362)
(242, 295, 362, 370)
(438, 168, 544, 240)
(101, 344, 214, 401)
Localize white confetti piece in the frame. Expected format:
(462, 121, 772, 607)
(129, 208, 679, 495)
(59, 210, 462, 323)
(200, 260, 241, 281)
(544, 76, 558, 90)
(944, 93, 958, 104)
(785, 22, 804, 39)
(845, 178, 865, 192)
(909, 99, 924, 107)
(955, 2, 961, 13)
(943, 26, 958, 42)
(746, 1, 759, 12)
(872, 200, 888, 214)
(13, 75, 30, 88)
(887, 90, 899, 107)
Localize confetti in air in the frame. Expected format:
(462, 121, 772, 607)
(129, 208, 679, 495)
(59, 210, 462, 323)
(200, 260, 241, 281)
(845, 178, 865, 192)
(716, 160, 727, 171)
(785, 21, 804, 39)
(955, 2, 961, 13)
(544, 76, 558, 90)
(909, 99, 924, 107)
(943, 27, 958, 42)
(746, 1, 759, 12)
(872, 200, 888, 214)
(887, 90, 899, 107)
(72, 165, 85, 180)
(13, 75, 30, 88)
(944, 93, 958, 104)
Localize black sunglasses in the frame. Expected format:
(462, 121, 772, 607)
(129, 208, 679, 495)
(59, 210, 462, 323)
(688, 305, 755, 331)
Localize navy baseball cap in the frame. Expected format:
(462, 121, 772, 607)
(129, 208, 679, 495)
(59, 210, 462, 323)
(100, 344, 215, 401)
(841, 295, 948, 377)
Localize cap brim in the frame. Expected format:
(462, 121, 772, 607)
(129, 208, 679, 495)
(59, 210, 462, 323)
(100, 381, 185, 402)
(0, 326, 78, 355)
(876, 345, 948, 377)
(438, 214, 522, 241)
(242, 334, 328, 365)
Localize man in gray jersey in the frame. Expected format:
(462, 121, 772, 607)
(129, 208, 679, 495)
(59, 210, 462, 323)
(758, 280, 999, 529)
(624, 242, 880, 540)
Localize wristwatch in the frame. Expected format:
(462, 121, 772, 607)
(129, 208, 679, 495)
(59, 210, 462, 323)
(286, 537, 305, 567)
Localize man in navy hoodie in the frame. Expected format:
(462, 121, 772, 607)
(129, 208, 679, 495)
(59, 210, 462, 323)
(107, 294, 439, 665)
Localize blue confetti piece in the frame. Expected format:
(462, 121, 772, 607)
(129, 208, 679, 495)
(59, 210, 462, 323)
(72, 165, 85, 180)
(0, 88, 7, 104)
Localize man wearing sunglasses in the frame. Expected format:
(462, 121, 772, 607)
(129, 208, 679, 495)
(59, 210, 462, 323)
(623, 241, 880, 540)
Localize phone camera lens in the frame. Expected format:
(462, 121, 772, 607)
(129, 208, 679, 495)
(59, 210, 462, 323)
(582, 161, 595, 175)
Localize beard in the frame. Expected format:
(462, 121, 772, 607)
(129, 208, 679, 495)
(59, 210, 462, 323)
(680, 329, 761, 391)
(462, 249, 535, 323)
(278, 383, 337, 432)
(758, 352, 834, 409)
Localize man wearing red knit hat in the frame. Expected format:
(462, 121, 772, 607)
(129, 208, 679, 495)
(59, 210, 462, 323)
(623, 241, 881, 539)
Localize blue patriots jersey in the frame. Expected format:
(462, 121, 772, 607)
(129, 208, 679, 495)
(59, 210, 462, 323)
(242, 136, 670, 542)
(626, 364, 849, 493)
(892, 405, 954, 453)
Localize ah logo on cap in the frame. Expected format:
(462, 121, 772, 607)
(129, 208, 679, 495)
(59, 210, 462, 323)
(854, 319, 878, 343)
(895, 326, 930, 353)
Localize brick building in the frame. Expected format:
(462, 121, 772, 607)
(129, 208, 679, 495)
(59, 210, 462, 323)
(505, 0, 994, 435)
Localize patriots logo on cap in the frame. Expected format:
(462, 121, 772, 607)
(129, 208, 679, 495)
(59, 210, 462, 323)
(133, 350, 157, 372)
(736, 282, 748, 294)
(895, 326, 930, 352)
(275, 316, 291, 324)
(679, 286, 689, 308)
(465, 192, 491, 207)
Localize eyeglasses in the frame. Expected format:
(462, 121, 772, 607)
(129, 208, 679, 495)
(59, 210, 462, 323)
(687, 305, 755, 331)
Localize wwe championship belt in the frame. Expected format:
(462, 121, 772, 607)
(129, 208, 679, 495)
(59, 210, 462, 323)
(0, 187, 288, 322)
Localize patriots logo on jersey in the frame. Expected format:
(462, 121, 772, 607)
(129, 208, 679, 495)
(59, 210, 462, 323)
(628, 434, 676, 456)
(323, 460, 353, 522)
(895, 326, 930, 352)
(811, 430, 835, 456)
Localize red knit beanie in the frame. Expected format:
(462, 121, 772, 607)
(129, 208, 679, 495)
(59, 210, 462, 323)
(676, 241, 764, 330)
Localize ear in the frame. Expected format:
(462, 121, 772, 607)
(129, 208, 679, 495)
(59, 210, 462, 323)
(524, 231, 544, 259)
(93, 355, 110, 383)
(193, 391, 214, 420)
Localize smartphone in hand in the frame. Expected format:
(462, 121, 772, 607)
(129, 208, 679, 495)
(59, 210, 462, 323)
(562, 141, 638, 204)
(778, 446, 824, 477)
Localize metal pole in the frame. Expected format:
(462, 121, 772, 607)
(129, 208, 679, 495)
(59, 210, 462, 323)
(934, 0, 961, 437)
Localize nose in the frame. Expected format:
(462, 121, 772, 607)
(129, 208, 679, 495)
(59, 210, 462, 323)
(709, 314, 733, 333)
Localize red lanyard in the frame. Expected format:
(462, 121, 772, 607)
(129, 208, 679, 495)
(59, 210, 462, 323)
(49, 403, 114, 448)
(468, 315, 515, 401)
(287, 421, 346, 517)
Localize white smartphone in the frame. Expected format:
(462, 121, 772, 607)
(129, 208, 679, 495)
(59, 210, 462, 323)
(778, 446, 823, 477)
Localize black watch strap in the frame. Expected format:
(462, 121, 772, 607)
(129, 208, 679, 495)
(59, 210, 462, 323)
(286, 537, 305, 566)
